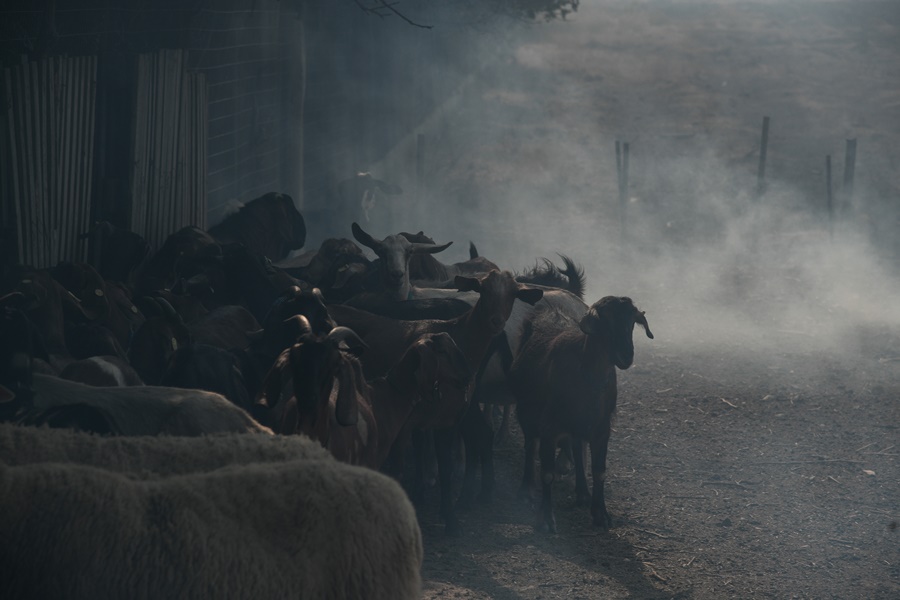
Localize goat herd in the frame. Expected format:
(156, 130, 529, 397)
(0, 187, 652, 598)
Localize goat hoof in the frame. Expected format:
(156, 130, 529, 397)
(535, 517, 557, 534)
(592, 512, 612, 530)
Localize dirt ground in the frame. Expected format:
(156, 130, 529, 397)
(405, 2, 900, 598)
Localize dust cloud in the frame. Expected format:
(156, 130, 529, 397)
(364, 0, 900, 363)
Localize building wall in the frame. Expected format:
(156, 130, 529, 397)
(1, 0, 480, 254)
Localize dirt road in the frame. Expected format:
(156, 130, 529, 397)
(410, 2, 900, 598)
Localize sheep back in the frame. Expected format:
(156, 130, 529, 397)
(0, 423, 327, 477)
(0, 458, 422, 599)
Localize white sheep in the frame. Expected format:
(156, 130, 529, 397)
(31, 373, 271, 436)
(0, 456, 423, 599)
(0, 422, 326, 475)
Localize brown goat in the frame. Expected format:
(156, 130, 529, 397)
(256, 321, 375, 465)
(510, 296, 653, 533)
(329, 270, 543, 532)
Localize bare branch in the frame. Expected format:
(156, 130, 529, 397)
(353, 0, 434, 29)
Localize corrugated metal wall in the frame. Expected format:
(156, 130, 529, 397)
(1, 55, 96, 267)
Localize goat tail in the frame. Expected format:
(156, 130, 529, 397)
(557, 254, 586, 300)
(469, 241, 479, 259)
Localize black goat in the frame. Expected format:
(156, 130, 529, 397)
(510, 296, 653, 533)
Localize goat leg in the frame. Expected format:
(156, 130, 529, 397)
(519, 430, 537, 499)
(455, 402, 484, 511)
(590, 423, 613, 529)
(384, 428, 410, 483)
(537, 436, 558, 533)
(410, 429, 428, 504)
(572, 438, 591, 506)
(434, 427, 461, 536)
(477, 421, 494, 505)
(494, 404, 512, 444)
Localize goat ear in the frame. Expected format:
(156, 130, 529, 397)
(636, 310, 654, 339)
(351, 222, 380, 251)
(455, 275, 481, 293)
(579, 310, 604, 336)
(516, 286, 544, 306)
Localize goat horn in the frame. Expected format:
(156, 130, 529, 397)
(283, 314, 313, 339)
(351, 222, 382, 251)
(410, 240, 453, 254)
(155, 297, 183, 324)
(326, 326, 368, 355)
(0, 291, 28, 309)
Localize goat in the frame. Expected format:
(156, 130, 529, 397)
(207, 192, 307, 261)
(136, 226, 220, 297)
(260, 327, 471, 478)
(329, 270, 543, 530)
(78, 220, 152, 285)
(31, 373, 271, 436)
(128, 297, 259, 387)
(50, 261, 145, 350)
(59, 356, 144, 388)
(230, 286, 336, 402)
(350, 222, 452, 301)
(127, 297, 192, 385)
(255, 320, 375, 464)
(412, 256, 589, 454)
(1, 266, 116, 372)
(161, 343, 251, 410)
(401, 231, 500, 285)
(188, 304, 261, 350)
(171, 242, 303, 322)
(510, 296, 653, 533)
(276, 237, 366, 285)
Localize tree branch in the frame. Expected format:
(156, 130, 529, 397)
(353, 0, 433, 29)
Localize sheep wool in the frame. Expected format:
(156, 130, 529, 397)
(0, 423, 329, 476)
(0, 457, 423, 599)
